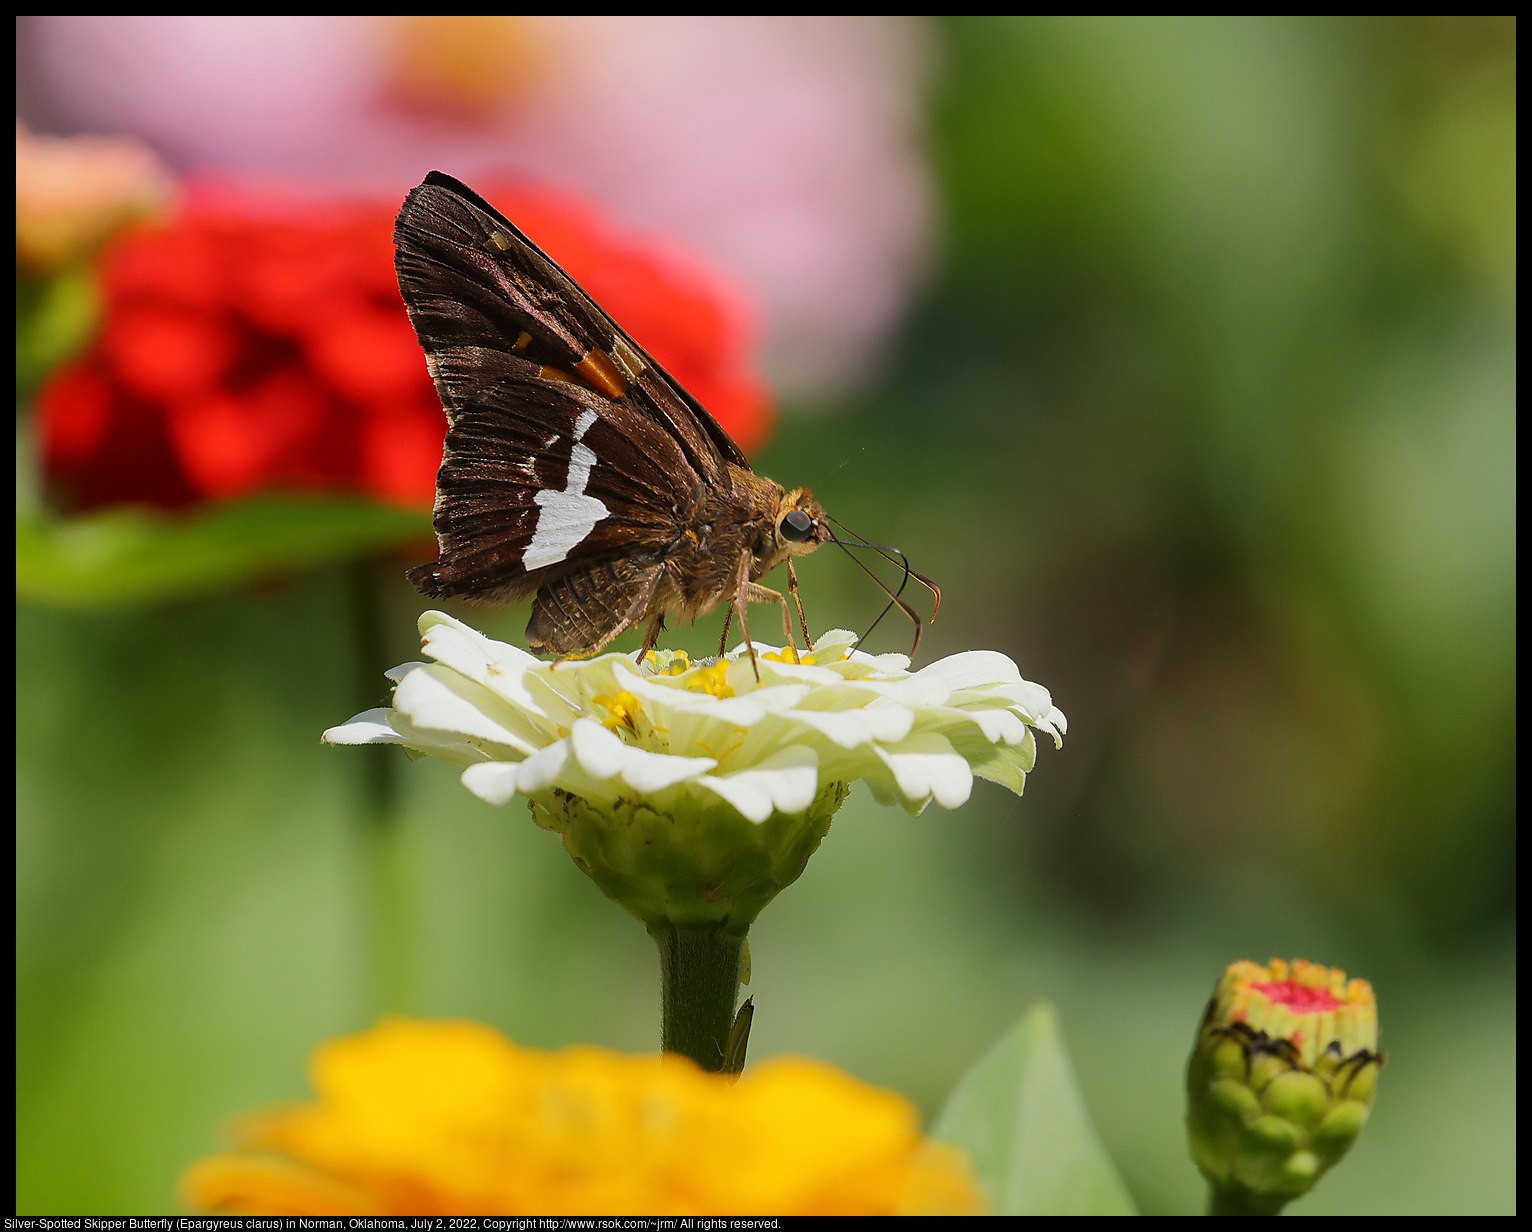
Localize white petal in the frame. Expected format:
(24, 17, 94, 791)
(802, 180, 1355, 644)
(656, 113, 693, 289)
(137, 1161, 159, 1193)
(861, 767, 932, 816)
(569, 718, 715, 791)
(419, 610, 519, 665)
(322, 708, 402, 745)
(781, 704, 914, 749)
(810, 675, 945, 709)
(846, 649, 912, 674)
(806, 628, 860, 661)
(460, 760, 524, 805)
(969, 732, 1036, 795)
(702, 686, 815, 723)
(696, 689, 815, 726)
(698, 746, 820, 823)
(419, 627, 555, 726)
(730, 656, 846, 689)
(924, 704, 1029, 746)
(614, 665, 809, 723)
(620, 747, 718, 793)
(420, 624, 495, 679)
(983, 678, 1056, 720)
(482, 656, 557, 719)
(514, 739, 571, 794)
(568, 719, 628, 778)
(393, 665, 540, 754)
(384, 661, 427, 682)
(917, 649, 1024, 690)
(974, 706, 1029, 745)
(873, 731, 973, 809)
(385, 712, 500, 768)
(1044, 705, 1068, 741)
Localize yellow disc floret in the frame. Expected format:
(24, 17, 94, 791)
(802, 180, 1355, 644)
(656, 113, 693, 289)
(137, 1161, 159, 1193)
(685, 660, 734, 699)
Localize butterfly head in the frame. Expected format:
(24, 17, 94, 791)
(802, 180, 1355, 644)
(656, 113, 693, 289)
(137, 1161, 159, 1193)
(775, 489, 829, 557)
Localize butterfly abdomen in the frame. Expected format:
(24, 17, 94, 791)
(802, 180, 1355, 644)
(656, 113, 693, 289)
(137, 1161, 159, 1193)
(525, 556, 663, 656)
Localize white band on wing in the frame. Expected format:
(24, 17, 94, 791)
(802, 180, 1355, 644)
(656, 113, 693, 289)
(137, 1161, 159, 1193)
(523, 414, 608, 570)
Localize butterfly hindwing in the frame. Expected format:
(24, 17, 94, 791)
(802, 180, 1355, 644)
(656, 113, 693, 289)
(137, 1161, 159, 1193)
(407, 363, 701, 603)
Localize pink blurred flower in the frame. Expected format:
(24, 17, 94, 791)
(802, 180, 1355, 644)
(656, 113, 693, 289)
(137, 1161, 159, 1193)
(23, 16, 935, 401)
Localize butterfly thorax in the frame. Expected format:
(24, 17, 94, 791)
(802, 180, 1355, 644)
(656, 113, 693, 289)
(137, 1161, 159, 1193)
(657, 464, 804, 622)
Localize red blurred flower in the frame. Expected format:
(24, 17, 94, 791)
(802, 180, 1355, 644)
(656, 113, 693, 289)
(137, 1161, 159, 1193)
(39, 179, 771, 513)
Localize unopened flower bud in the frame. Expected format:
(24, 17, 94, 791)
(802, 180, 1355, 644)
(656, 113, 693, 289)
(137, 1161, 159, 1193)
(1187, 958, 1383, 1215)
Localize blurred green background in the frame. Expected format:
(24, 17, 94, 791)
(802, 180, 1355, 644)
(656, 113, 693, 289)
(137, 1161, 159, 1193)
(17, 16, 1514, 1215)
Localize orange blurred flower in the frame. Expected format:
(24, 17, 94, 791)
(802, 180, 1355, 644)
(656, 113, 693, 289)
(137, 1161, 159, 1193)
(181, 1018, 981, 1216)
(39, 180, 770, 513)
(15, 120, 174, 274)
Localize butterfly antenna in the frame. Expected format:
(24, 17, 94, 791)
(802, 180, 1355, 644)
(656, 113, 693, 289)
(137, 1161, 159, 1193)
(825, 517, 941, 657)
(828, 533, 928, 657)
(826, 515, 941, 621)
(829, 538, 909, 645)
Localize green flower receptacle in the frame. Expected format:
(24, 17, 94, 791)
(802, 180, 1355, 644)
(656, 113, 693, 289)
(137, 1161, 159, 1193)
(529, 779, 849, 933)
(529, 779, 849, 1073)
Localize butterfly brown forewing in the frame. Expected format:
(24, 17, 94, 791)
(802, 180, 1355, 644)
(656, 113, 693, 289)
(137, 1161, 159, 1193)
(394, 172, 934, 667)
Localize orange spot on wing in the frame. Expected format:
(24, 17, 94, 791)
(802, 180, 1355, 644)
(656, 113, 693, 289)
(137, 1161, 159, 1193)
(575, 349, 627, 399)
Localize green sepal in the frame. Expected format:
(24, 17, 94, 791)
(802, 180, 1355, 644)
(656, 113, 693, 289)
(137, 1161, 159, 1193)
(1262, 1070, 1329, 1127)
(1310, 1100, 1370, 1160)
(1187, 1014, 1384, 1214)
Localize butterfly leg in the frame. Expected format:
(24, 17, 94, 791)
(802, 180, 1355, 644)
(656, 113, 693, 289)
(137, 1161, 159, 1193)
(733, 550, 761, 682)
(745, 583, 799, 662)
(717, 605, 732, 659)
(640, 614, 666, 658)
(786, 559, 812, 649)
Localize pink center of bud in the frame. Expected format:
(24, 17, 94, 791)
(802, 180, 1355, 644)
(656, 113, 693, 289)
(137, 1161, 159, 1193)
(1251, 979, 1341, 1013)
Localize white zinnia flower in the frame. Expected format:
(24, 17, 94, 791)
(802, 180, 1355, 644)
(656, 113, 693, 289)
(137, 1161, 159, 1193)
(329, 610, 1064, 817)
(326, 610, 1065, 930)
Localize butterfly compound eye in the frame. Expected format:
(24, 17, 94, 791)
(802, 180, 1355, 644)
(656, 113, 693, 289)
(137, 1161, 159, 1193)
(780, 509, 815, 542)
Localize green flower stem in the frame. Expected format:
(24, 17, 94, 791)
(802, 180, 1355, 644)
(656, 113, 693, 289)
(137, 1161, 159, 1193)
(651, 923, 743, 1072)
(1208, 1184, 1290, 1216)
(350, 558, 415, 1016)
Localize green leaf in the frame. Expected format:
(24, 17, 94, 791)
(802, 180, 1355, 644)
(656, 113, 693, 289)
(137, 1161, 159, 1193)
(16, 496, 432, 609)
(17, 264, 101, 397)
(931, 1001, 1137, 1215)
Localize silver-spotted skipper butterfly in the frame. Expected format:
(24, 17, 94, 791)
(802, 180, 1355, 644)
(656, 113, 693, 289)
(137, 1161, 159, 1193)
(395, 172, 935, 667)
